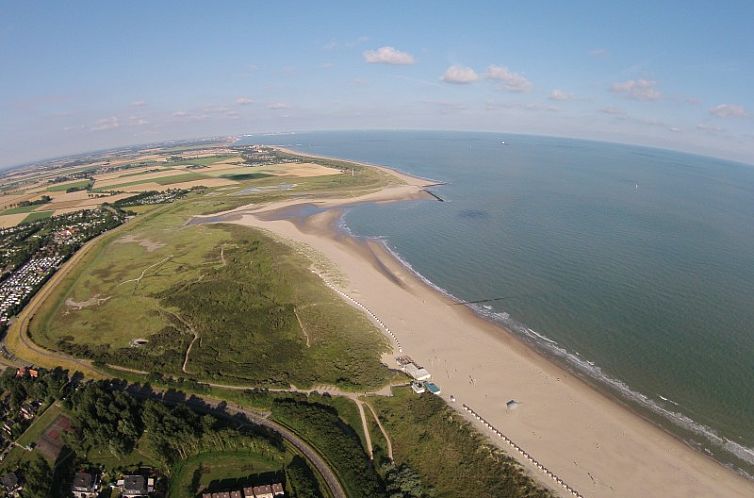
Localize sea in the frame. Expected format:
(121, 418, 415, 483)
(237, 130, 754, 476)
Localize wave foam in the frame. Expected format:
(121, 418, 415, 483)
(372, 236, 754, 474)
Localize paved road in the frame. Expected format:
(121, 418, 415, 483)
(132, 388, 347, 498)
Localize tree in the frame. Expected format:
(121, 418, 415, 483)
(21, 454, 52, 498)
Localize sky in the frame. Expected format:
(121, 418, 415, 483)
(1, 1, 753, 168)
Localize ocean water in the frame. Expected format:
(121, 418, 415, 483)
(239, 131, 754, 474)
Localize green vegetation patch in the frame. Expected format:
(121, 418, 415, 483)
(15, 402, 64, 448)
(1, 205, 36, 215)
(33, 198, 390, 389)
(22, 210, 53, 223)
(272, 397, 385, 498)
(47, 179, 91, 192)
(168, 451, 283, 498)
(220, 172, 271, 181)
(370, 388, 553, 498)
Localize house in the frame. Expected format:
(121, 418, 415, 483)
(202, 494, 212, 498)
(271, 483, 285, 496)
(243, 487, 255, 497)
(411, 381, 426, 394)
(117, 474, 154, 497)
(71, 471, 100, 498)
(211, 492, 230, 498)
(252, 484, 274, 498)
(230, 491, 242, 498)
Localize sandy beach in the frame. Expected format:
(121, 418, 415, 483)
(193, 162, 754, 497)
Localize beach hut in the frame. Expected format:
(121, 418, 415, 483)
(403, 362, 431, 381)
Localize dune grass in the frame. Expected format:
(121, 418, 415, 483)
(31, 192, 391, 389)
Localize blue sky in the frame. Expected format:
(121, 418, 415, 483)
(1, 1, 753, 167)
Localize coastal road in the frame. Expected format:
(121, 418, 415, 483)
(131, 388, 347, 498)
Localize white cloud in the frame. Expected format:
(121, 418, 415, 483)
(485, 65, 532, 92)
(202, 105, 230, 114)
(709, 104, 748, 118)
(128, 116, 149, 126)
(267, 102, 290, 110)
(697, 123, 724, 133)
(236, 97, 254, 105)
(363, 46, 415, 65)
(610, 79, 661, 101)
(90, 116, 119, 131)
(171, 111, 209, 121)
(590, 48, 608, 58)
(486, 101, 558, 112)
(324, 36, 369, 50)
(549, 89, 575, 101)
(599, 106, 625, 115)
(441, 65, 479, 84)
(669, 127, 681, 133)
(320, 62, 335, 69)
(129, 100, 146, 107)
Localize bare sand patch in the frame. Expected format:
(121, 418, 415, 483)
(115, 234, 165, 252)
(0, 213, 30, 228)
(258, 162, 342, 177)
(65, 294, 111, 310)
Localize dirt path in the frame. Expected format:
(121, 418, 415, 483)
(364, 400, 394, 462)
(117, 255, 172, 287)
(159, 309, 199, 374)
(354, 399, 374, 460)
(293, 307, 311, 347)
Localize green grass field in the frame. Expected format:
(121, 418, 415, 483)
(1, 205, 36, 215)
(15, 402, 64, 448)
(22, 210, 53, 223)
(167, 450, 283, 498)
(47, 180, 91, 192)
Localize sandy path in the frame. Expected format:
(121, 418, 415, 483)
(355, 400, 374, 460)
(209, 195, 754, 498)
(364, 401, 394, 462)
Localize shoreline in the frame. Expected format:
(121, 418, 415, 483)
(194, 150, 754, 497)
